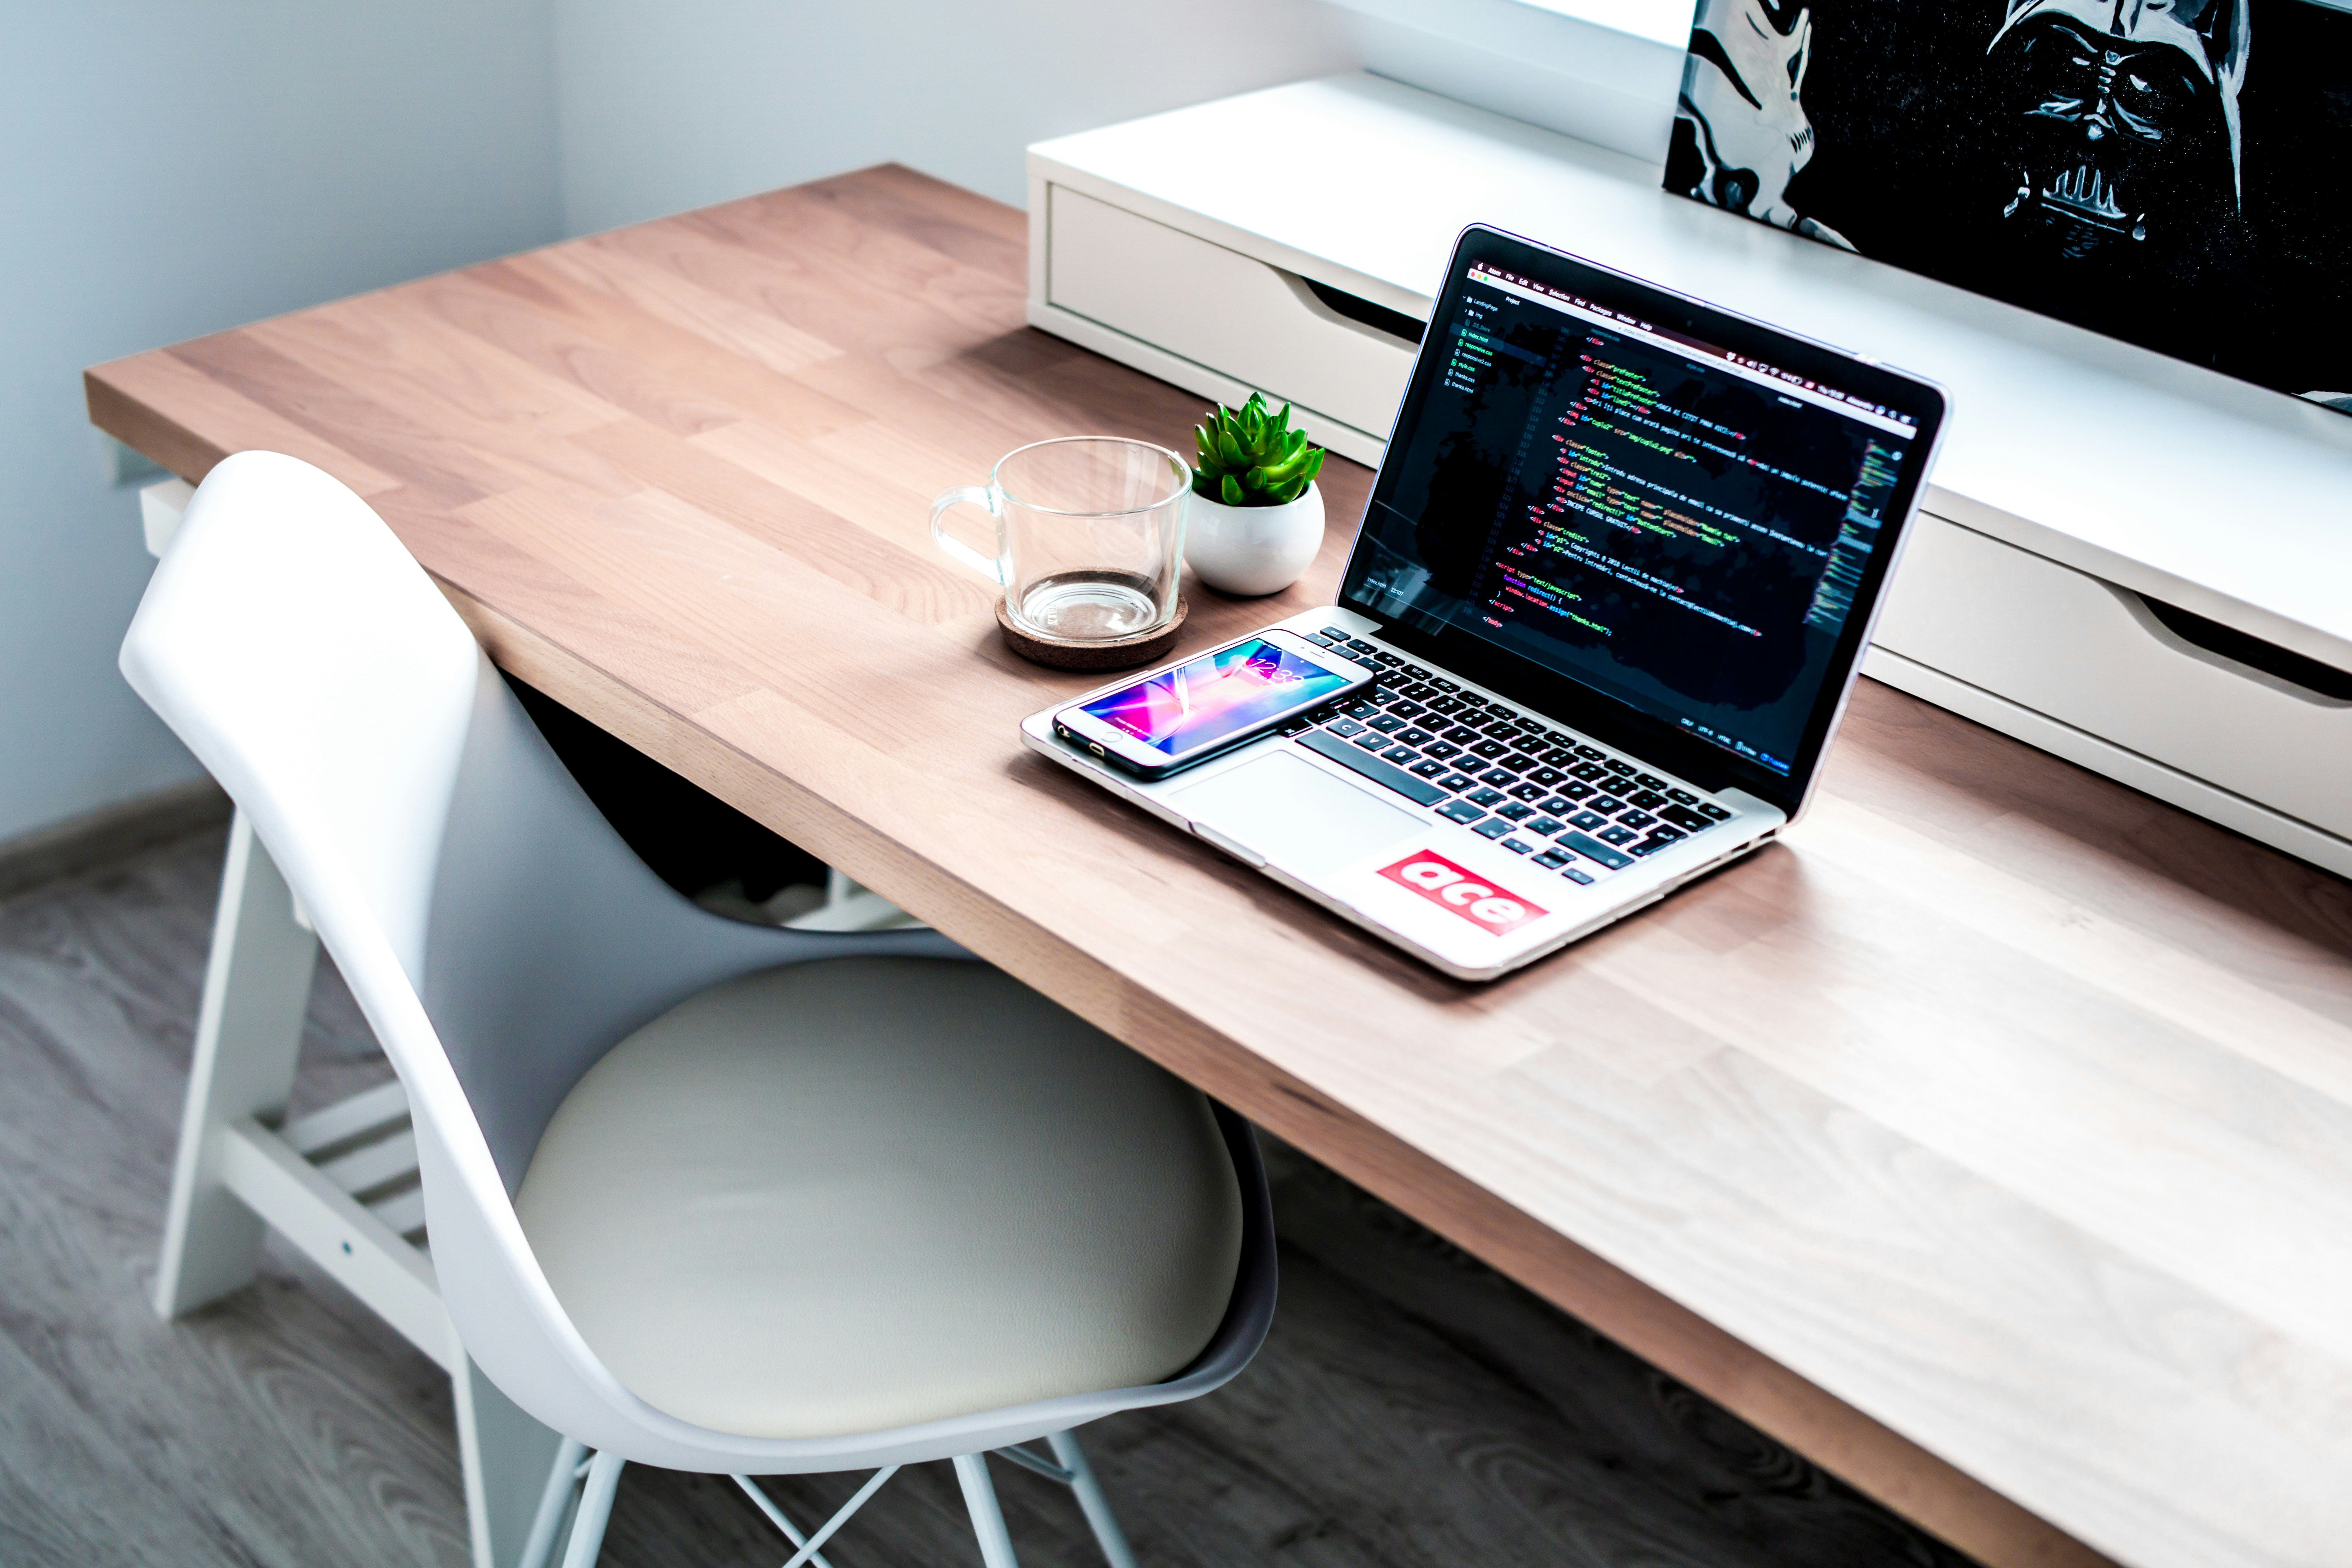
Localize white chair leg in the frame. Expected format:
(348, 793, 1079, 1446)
(735, 1464, 900, 1568)
(457, 1355, 572, 1568)
(516, 1436, 587, 1568)
(953, 1453, 1022, 1568)
(152, 809, 321, 1318)
(1046, 1431, 1138, 1568)
(559, 1451, 623, 1568)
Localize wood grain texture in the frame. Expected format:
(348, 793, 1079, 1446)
(84, 163, 2352, 1568)
(2, 830, 1976, 1568)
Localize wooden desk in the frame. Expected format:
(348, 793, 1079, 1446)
(89, 165, 2352, 1568)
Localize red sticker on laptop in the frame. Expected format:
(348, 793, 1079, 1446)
(1377, 850, 1548, 935)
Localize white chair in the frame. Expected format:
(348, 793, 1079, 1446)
(120, 451, 1277, 1568)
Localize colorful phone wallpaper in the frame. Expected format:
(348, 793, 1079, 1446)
(1084, 639, 1353, 755)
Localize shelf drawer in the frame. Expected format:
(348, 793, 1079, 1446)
(1874, 513, 2352, 838)
(1044, 185, 1416, 444)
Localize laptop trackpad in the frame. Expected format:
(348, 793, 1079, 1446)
(1169, 750, 1426, 875)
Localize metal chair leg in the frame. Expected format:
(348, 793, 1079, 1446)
(559, 1451, 623, 1568)
(735, 1466, 899, 1568)
(1047, 1431, 1138, 1568)
(518, 1438, 588, 1568)
(953, 1453, 1022, 1568)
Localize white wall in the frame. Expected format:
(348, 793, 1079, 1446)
(0, 1, 560, 844)
(7, 0, 1364, 845)
(552, 0, 1360, 233)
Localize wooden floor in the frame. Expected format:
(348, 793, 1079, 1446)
(0, 827, 1976, 1568)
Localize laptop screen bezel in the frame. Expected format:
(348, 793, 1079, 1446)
(1336, 224, 1949, 815)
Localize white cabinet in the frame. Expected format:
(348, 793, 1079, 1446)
(1868, 514, 2352, 872)
(1029, 74, 2352, 878)
(1041, 187, 1415, 460)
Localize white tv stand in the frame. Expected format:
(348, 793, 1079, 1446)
(1027, 74, 2352, 878)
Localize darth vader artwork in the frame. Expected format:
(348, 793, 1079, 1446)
(1665, 0, 2352, 415)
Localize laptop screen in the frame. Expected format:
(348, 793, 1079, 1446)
(1340, 227, 1945, 806)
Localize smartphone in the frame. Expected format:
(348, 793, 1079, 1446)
(1053, 629, 1377, 781)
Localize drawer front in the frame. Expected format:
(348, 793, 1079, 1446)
(1046, 186, 1416, 441)
(1875, 513, 2352, 836)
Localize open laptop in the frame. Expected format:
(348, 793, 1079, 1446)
(1022, 224, 1949, 981)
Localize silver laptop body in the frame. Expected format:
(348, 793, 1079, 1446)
(1023, 224, 1948, 981)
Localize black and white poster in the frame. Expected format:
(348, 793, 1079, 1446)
(1665, 0, 2352, 414)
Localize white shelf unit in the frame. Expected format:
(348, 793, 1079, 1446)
(1027, 73, 2352, 878)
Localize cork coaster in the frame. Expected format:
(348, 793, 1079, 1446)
(995, 595, 1188, 671)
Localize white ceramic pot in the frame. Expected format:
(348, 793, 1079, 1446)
(1183, 483, 1325, 597)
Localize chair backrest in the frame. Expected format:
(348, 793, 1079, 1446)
(122, 453, 1274, 1472)
(121, 451, 804, 1179)
(118, 453, 973, 1461)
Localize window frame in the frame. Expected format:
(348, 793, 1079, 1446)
(1321, 0, 1696, 164)
(1325, 0, 1697, 58)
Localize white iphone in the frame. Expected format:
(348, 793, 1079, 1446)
(1051, 628, 1377, 781)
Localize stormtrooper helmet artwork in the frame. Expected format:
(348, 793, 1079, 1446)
(1667, 0, 1855, 248)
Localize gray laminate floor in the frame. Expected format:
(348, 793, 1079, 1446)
(0, 827, 1972, 1568)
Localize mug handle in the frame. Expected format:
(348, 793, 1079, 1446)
(929, 484, 1004, 585)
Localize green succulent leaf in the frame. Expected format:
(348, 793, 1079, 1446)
(1187, 393, 1327, 507)
(1262, 445, 1312, 480)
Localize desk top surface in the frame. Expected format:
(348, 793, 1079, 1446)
(88, 165, 2352, 1568)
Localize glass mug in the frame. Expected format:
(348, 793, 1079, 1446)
(930, 437, 1190, 641)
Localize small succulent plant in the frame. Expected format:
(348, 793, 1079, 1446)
(1192, 393, 1326, 507)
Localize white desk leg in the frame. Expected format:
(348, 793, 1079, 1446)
(457, 1348, 570, 1568)
(154, 807, 322, 1318)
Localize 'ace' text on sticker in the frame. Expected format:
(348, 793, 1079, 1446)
(1377, 850, 1547, 935)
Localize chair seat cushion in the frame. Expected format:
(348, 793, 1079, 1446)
(513, 957, 1244, 1439)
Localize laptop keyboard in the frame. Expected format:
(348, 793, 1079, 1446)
(1284, 627, 1734, 885)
